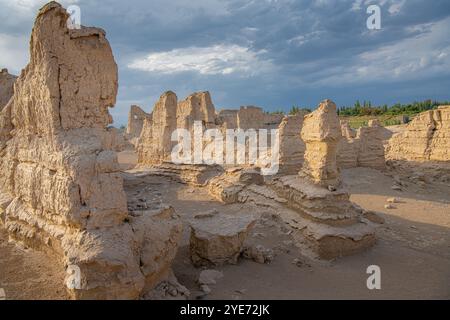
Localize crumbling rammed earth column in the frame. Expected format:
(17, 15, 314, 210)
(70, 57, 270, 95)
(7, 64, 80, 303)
(0, 2, 182, 299)
(271, 99, 375, 259)
(300, 99, 341, 188)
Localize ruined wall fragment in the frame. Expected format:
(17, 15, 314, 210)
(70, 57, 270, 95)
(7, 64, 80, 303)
(356, 120, 387, 169)
(216, 109, 238, 130)
(177, 91, 216, 130)
(268, 100, 375, 259)
(278, 114, 306, 174)
(137, 91, 178, 165)
(387, 106, 450, 162)
(0, 69, 16, 110)
(300, 99, 342, 187)
(0, 2, 182, 299)
(126, 105, 150, 143)
(337, 121, 359, 169)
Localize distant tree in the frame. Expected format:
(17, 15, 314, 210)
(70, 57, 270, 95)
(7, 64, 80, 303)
(289, 106, 311, 115)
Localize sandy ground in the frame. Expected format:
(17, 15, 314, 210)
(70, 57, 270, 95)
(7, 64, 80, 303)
(0, 151, 448, 300)
(0, 229, 69, 300)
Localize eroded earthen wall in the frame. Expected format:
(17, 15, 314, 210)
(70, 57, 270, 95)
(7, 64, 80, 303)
(0, 2, 181, 299)
(0, 69, 16, 110)
(126, 105, 150, 143)
(387, 106, 450, 162)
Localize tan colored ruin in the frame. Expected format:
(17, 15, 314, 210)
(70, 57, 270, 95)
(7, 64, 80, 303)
(177, 91, 216, 130)
(138, 91, 178, 165)
(136, 93, 285, 180)
(278, 113, 306, 175)
(387, 106, 450, 162)
(0, 69, 16, 110)
(126, 105, 151, 145)
(337, 121, 359, 168)
(338, 119, 391, 170)
(269, 100, 376, 259)
(299, 100, 342, 187)
(136, 90, 224, 185)
(188, 100, 376, 259)
(0, 2, 183, 299)
(216, 109, 239, 130)
(138, 91, 216, 167)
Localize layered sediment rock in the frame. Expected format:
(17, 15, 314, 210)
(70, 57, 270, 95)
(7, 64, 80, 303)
(387, 106, 450, 162)
(0, 2, 182, 299)
(140, 162, 224, 186)
(0, 69, 16, 110)
(208, 167, 264, 203)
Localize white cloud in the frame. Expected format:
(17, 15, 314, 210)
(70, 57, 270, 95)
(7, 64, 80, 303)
(351, 0, 405, 14)
(0, 0, 79, 14)
(310, 17, 450, 86)
(388, 0, 406, 15)
(128, 44, 273, 76)
(288, 30, 325, 46)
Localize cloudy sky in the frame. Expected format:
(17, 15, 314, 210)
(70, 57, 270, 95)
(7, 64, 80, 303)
(1, 0, 449, 126)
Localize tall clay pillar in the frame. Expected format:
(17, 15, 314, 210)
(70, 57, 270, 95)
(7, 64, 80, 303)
(299, 99, 342, 188)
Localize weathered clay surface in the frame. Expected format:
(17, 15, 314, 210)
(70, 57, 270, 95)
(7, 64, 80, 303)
(126, 105, 151, 145)
(261, 100, 375, 259)
(237, 106, 283, 130)
(356, 120, 388, 169)
(337, 121, 360, 169)
(207, 167, 264, 203)
(177, 91, 216, 130)
(338, 120, 390, 170)
(136, 162, 224, 186)
(216, 109, 239, 130)
(189, 211, 256, 266)
(0, 2, 182, 299)
(300, 100, 342, 187)
(387, 106, 450, 162)
(138, 91, 178, 165)
(0, 69, 16, 110)
(278, 113, 306, 174)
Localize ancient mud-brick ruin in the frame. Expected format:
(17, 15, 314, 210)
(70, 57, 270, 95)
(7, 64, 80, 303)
(137, 91, 178, 165)
(270, 100, 375, 258)
(299, 100, 342, 187)
(337, 119, 392, 170)
(387, 106, 450, 162)
(1, 0, 449, 301)
(0, 69, 16, 111)
(278, 113, 306, 174)
(126, 105, 150, 145)
(0, 2, 184, 299)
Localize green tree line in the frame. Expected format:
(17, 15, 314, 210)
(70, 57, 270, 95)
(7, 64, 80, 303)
(337, 99, 450, 116)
